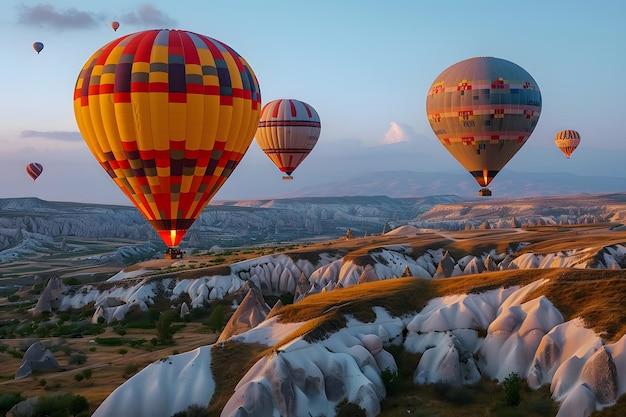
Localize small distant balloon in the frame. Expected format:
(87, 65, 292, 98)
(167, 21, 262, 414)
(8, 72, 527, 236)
(26, 163, 43, 181)
(33, 42, 44, 54)
(111, 21, 120, 31)
(554, 130, 581, 159)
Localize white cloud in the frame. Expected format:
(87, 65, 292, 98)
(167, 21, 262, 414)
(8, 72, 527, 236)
(121, 4, 177, 27)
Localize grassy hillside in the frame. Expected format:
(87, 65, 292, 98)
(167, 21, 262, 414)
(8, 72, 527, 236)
(2, 224, 626, 416)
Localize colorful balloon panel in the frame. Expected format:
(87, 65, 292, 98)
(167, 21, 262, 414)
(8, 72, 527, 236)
(255, 99, 321, 178)
(554, 129, 580, 159)
(73, 29, 261, 247)
(425, 56, 542, 191)
(26, 163, 43, 181)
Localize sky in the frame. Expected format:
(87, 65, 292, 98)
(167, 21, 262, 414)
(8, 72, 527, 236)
(1, 0, 625, 205)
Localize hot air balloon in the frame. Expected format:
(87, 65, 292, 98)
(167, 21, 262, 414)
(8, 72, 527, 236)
(554, 130, 580, 159)
(111, 21, 120, 31)
(255, 99, 321, 180)
(33, 42, 44, 54)
(73, 29, 261, 249)
(26, 163, 43, 181)
(425, 56, 542, 196)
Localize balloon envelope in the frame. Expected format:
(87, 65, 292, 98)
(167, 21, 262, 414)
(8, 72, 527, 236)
(33, 42, 44, 54)
(73, 29, 261, 247)
(425, 56, 542, 194)
(111, 21, 120, 31)
(255, 99, 321, 179)
(26, 163, 43, 181)
(554, 130, 580, 159)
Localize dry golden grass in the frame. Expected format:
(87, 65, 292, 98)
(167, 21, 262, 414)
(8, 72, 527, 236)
(0, 325, 218, 415)
(207, 340, 268, 417)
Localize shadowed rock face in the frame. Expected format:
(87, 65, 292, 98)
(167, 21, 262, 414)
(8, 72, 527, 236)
(31, 276, 64, 317)
(358, 264, 378, 284)
(217, 284, 271, 343)
(580, 347, 619, 405)
(528, 335, 562, 388)
(15, 341, 59, 379)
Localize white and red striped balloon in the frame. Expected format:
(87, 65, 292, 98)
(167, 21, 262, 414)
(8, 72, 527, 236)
(255, 99, 321, 180)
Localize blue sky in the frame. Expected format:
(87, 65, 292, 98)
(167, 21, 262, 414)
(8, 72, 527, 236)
(1, 0, 625, 204)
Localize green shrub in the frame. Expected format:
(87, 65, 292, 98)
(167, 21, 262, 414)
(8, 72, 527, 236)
(82, 369, 92, 380)
(34, 393, 88, 417)
(62, 277, 80, 286)
(7, 294, 20, 302)
(94, 337, 125, 346)
(74, 373, 84, 382)
(128, 339, 146, 348)
(156, 313, 174, 345)
(204, 304, 225, 333)
(69, 354, 87, 365)
(69, 395, 89, 416)
(381, 369, 402, 396)
(279, 292, 294, 305)
(123, 363, 139, 378)
(502, 372, 521, 407)
(0, 393, 25, 416)
(170, 403, 208, 417)
(335, 400, 366, 417)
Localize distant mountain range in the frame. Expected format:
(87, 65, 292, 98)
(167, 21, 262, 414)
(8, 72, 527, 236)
(275, 169, 626, 199)
(2, 192, 626, 264)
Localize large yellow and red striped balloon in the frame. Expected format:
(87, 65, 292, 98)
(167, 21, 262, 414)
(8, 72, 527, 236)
(554, 130, 581, 159)
(426, 57, 542, 196)
(73, 29, 261, 247)
(255, 99, 321, 180)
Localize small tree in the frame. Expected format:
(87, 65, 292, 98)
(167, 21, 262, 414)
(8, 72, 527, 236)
(502, 372, 522, 406)
(68, 395, 89, 416)
(69, 354, 87, 365)
(0, 393, 25, 416)
(205, 305, 226, 333)
(156, 313, 174, 345)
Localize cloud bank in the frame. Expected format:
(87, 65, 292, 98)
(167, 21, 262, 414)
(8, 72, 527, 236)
(17, 3, 98, 30)
(120, 4, 177, 27)
(21, 130, 83, 142)
(17, 3, 176, 31)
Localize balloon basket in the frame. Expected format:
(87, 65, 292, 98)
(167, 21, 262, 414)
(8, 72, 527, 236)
(478, 188, 492, 197)
(164, 247, 184, 259)
(282, 175, 293, 181)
